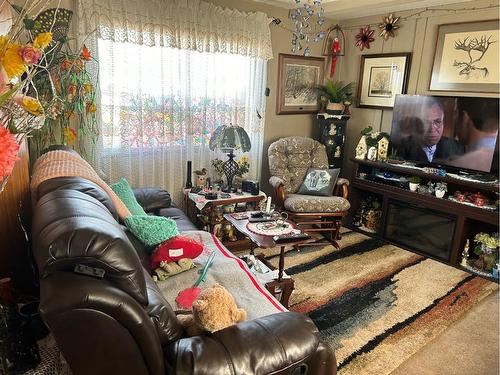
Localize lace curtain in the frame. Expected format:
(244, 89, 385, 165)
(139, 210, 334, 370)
(77, 0, 272, 204)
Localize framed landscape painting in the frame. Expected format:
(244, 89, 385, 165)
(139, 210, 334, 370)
(357, 53, 412, 110)
(429, 20, 499, 93)
(276, 54, 324, 114)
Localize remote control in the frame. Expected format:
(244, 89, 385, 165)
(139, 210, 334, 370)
(273, 233, 311, 243)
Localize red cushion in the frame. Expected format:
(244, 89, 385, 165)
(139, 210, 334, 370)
(151, 236, 203, 269)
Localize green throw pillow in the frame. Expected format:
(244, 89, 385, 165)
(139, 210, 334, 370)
(125, 215, 179, 250)
(110, 178, 146, 216)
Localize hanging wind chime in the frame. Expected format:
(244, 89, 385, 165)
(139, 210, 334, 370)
(290, 0, 327, 56)
(321, 24, 345, 77)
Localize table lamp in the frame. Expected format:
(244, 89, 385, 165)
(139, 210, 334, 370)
(209, 124, 251, 192)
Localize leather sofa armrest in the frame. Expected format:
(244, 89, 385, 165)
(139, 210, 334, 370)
(164, 312, 336, 375)
(133, 187, 172, 213)
(334, 178, 349, 200)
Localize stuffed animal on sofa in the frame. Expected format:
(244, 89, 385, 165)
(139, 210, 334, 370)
(177, 284, 246, 336)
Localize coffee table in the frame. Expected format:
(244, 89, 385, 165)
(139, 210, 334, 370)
(224, 212, 315, 308)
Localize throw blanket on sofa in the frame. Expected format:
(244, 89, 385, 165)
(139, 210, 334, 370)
(31, 150, 131, 219)
(157, 230, 286, 320)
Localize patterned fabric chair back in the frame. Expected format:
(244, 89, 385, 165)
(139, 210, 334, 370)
(268, 137, 328, 194)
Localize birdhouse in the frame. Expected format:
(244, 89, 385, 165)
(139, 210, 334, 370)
(377, 136, 390, 161)
(355, 136, 368, 160)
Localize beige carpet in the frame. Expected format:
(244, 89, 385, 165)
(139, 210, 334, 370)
(250, 228, 499, 375)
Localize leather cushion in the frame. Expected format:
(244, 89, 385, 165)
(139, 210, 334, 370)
(36, 177, 119, 219)
(133, 188, 172, 213)
(143, 272, 184, 345)
(32, 189, 148, 305)
(158, 207, 197, 232)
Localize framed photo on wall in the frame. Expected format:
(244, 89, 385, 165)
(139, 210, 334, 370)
(357, 53, 412, 110)
(276, 54, 325, 114)
(429, 19, 499, 93)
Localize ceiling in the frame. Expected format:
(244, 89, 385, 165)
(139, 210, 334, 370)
(249, 0, 476, 20)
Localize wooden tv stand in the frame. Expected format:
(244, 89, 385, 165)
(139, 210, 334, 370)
(348, 158, 499, 279)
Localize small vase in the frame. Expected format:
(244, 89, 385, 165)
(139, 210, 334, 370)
(435, 189, 446, 198)
(409, 182, 419, 192)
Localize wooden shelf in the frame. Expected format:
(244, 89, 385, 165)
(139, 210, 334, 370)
(352, 158, 500, 193)
(352, 177, 499, 225)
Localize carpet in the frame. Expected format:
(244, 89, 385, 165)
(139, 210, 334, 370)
(255, 228, 499, 375)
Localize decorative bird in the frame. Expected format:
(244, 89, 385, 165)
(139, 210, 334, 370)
(329, 37, 341, 77)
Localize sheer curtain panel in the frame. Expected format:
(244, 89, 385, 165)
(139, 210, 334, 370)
(77, 0, 272, 204)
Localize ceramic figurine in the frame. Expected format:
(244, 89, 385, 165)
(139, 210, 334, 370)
(329, 124, 337, 136)
(355, 136, 368, 159)
(194, 168, 207, 188)
(367, 146, 377, 161)
(460, 239, 470, 267)
(377, 136, 389, 161)
(334, 146, 341, 157)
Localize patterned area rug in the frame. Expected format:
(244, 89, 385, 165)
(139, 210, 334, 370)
(254, 228, 499, 375)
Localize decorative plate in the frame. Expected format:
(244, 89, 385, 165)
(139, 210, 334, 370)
(246, 221, 294, 236)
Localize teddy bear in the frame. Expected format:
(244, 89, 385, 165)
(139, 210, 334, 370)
(177, 283, 246, 336)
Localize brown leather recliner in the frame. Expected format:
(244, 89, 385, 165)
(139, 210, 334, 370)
(32, 176, 337, 375)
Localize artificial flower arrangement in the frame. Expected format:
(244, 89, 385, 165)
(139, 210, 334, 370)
(30, 42, 98, 159)
(473, 232, 499, 272)
(0, 2, 55, 191)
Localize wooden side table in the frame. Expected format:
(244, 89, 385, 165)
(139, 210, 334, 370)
(184, 191, 265, 251)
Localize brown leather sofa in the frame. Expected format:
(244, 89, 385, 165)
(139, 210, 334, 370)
(32, 176, 337, 375)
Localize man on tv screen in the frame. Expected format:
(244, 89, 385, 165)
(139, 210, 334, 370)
(446, 97, 499, 172)
(391, 96, 464, 163)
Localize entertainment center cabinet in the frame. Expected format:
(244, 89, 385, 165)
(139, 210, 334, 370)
(347, 158, 499, 279)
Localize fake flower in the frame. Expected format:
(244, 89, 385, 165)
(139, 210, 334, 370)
(68, 84, 77, 96)
(379, 14, 400, 40)
(0, 37, 26, 78)
(474, 232, 500, 249)
(33, 32, 53, 49)
(80, 45, 91, 61)
(0, 126, 20, 179)
(355, 26, 375, 51)
(83, 83, 93, 94)
(18, 44, 42, 65)
(86, 102, 97, 113)
(63, 127, 77, 145)
(60, 59, 72, 70)
(16, 95, 44, 116)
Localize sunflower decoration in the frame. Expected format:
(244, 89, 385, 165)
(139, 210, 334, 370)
(355, 26, 375, 51)
(379, 14, 400, 40)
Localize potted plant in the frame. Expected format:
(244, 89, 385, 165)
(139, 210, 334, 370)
(317, 80, 354, 114)
(408, 176, 420, 192)
(473, 232, 499, 272)
(435, 182, 447, 198)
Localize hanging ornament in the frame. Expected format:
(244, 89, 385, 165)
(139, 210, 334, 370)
(289, 0, 326, 56)
(355, 25, 375, 51)
(379, 14, 400, 40)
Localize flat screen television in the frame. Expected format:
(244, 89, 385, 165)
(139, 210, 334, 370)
(390, 94, 499, 174)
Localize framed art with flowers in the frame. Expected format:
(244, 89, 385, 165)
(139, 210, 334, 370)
(357, 53, 411, 110)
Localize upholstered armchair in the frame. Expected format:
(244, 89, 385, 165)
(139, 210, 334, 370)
(268, 137, 350, 247)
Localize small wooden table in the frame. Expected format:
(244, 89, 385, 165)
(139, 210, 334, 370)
(184, 190, 266, 251)
(224, 213, 314, 308)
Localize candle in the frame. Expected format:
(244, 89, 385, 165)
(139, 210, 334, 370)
(266, 196, 272, 213)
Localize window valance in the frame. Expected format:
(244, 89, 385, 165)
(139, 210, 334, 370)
(77, 0, 273, 60)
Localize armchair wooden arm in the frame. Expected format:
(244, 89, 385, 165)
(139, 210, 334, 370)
(334, 178, 349, 200)
(269, 176, 286, 209)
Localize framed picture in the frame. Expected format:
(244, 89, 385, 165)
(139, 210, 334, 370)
(276, 54, 325, 114)
(357, 53, 412, 109)
(429, 19, 499, 93)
